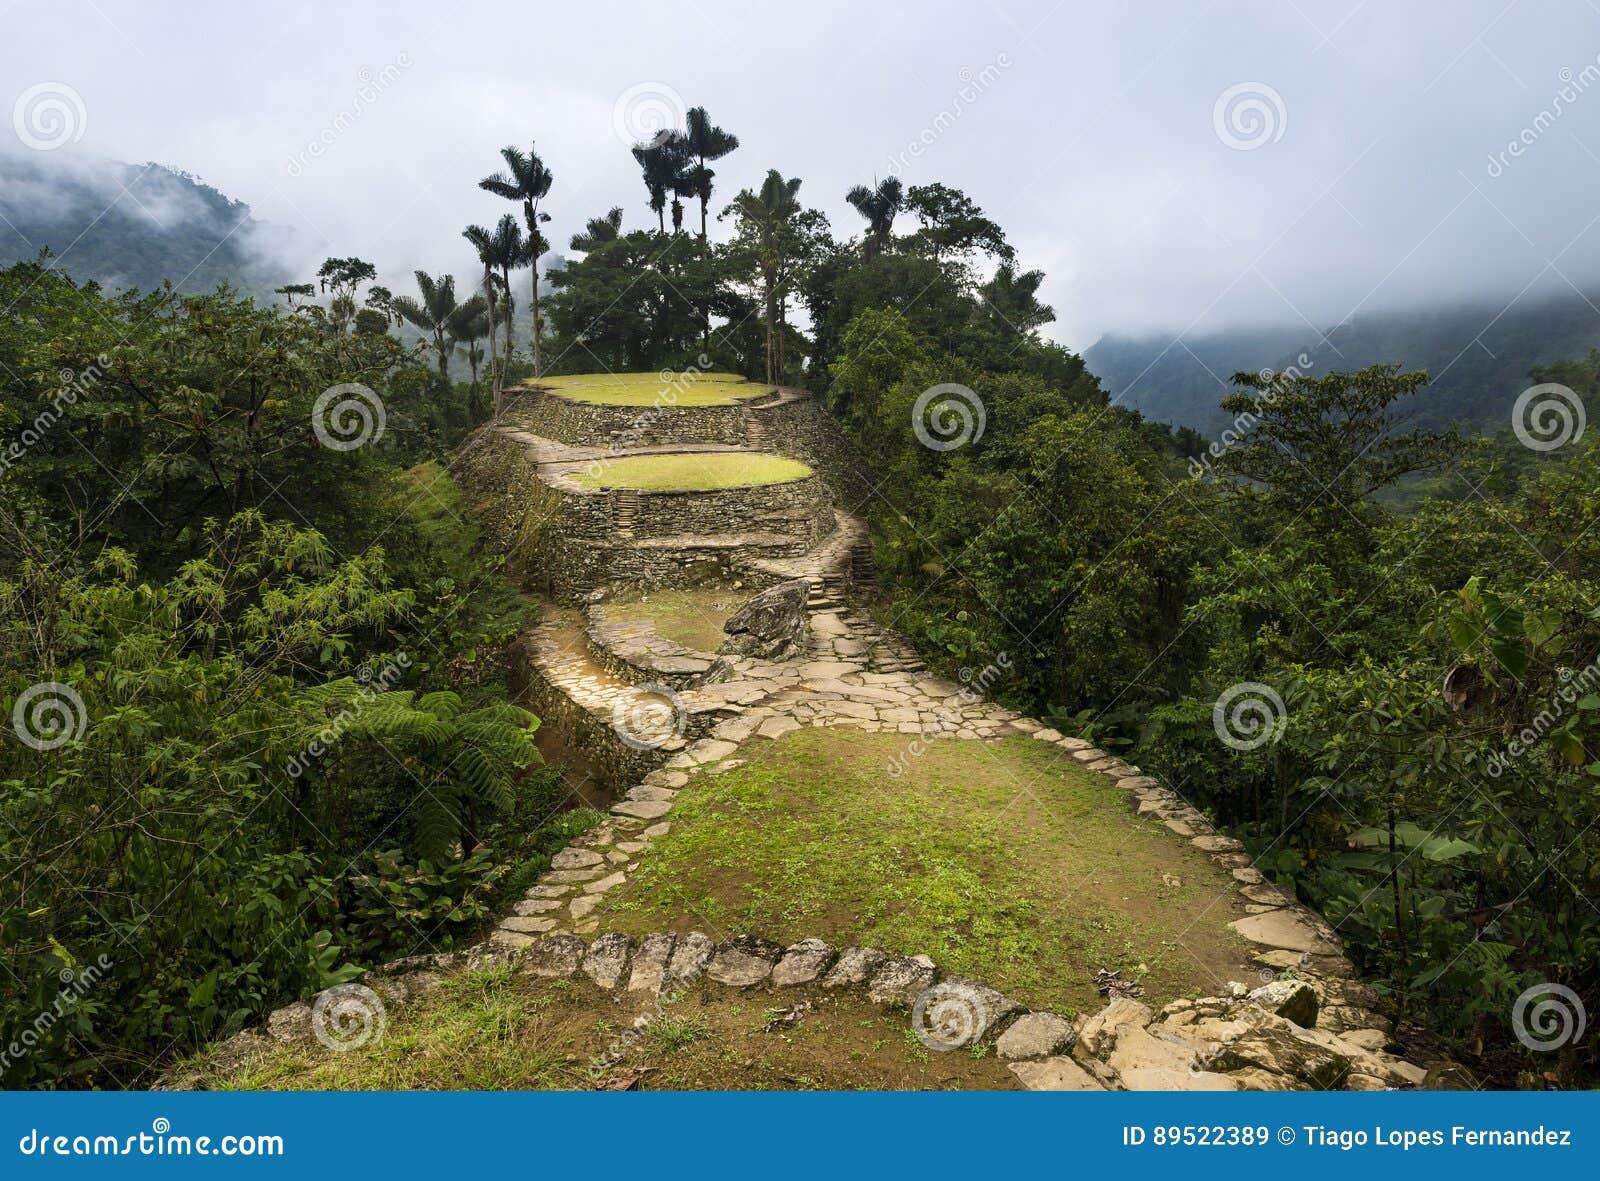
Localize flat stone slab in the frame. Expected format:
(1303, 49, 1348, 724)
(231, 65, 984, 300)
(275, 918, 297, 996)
(611, 799, 673, 820)
(1008, 1056, 1103, 1091)
(666, 931, 715, 984)
(866, 955, 937, 1005)
(913, 978, 1022, 1047)
(771, 938, 836, 987)
(997, 1012, 1077, 1061)
(1229, 910, 1337, 955)
(707, 935, 783, 986)
(627, 932, 676, 994)
(521, 935, 585, 979)
(581, 932, 634, 990)
(499, 916, 557, 935)
(550, 848, 605, 870)
(822, 946, 887, 988)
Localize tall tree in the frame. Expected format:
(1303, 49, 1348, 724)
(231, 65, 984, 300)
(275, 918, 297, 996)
(845, 177, 904, 258)
(670, 107, 740, 241)
(479, 145, 553, 378)
(727, 171, 824, 384)
(446, 295, 491, 418)
(462, 223, 503, 406)
(631, 140, 689, 234)
(392, 270, 460, 378)
(570, 207, 624, 252)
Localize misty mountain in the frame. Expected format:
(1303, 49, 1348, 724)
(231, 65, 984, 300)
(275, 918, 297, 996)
(0, 153, 297, 295)
(1087, 292, 1600, 434)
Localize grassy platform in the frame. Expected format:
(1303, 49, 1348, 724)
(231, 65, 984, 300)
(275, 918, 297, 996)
(599, 730, 1257, 1014)
(538, 371, 773, 407)
(173, 965, 1016, 1091)
(572, 452, 813, 491)
(604, 586, 743, 652)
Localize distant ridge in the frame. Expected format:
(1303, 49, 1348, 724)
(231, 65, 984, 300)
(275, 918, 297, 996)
(0, 153, 298, 295)
(1086, 291, 1600, 433)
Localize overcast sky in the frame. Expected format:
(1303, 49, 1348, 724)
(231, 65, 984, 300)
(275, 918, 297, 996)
(6, 0, 1600, 350)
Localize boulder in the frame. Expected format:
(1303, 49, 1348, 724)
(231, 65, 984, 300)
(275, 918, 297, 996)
(627, 932, 676, 994)
(1078, 997, 1154, 1057)
(1248, 979, 1320, 1028)
(706, 935, 783, 987)
(1008, 1056, 1104, 1091)
(520, 935, 586, 979)
(866, 955, 937, 1006)
(911, 979, 1022, 1047)
(581, 933, 635, 990)
(666, 931, 715, 985)
(771, 938, 836, 987)
(719, 579, 810, 661)
(821, 946, 887, 988)
(997, 1012, 1077, 1061)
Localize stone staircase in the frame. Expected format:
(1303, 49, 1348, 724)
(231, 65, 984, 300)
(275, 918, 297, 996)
(610, 489, 640, 538)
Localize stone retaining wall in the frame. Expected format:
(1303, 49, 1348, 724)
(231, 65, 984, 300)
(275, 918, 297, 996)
(511, 388, 772, 449)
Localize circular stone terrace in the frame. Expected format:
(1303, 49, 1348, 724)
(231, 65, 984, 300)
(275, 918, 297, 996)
(535, 371, 775, 407)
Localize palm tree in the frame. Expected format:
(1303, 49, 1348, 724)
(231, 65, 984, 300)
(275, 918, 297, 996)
(980, 262, 1055, 334)
(671, 107, 739, 241)
(730, 170, 804, 384)
(392, 270, 460, 378)
(631, 140, 688, 234)
(479, 144, 553, 378)
(845, 176, 904, 257)
(570, 207, 624, 252)
(462, 223, 503, 403)
(447, 295, 491, 418)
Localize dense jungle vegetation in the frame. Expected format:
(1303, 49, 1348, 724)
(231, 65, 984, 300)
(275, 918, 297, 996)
(2, 106, 1596, 1088)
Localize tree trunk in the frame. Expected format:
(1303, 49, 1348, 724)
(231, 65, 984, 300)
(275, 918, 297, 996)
(530, 257, 541, 378)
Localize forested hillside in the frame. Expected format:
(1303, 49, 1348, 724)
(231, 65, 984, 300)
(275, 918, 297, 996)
(1088, 292, 1600, 432)
(0, 154, 296, 294)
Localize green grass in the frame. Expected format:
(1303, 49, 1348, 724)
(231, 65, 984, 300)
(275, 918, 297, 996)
(173, 967, 1017, 1091)
(603, 587, 744, 652)
(571, 452, 813, 491)
(598, 730, 1257, 1014)
(538, 371, 772, 407)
